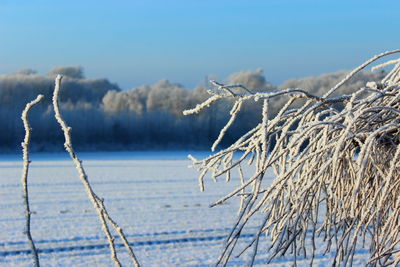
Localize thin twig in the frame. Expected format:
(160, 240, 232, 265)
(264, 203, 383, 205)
(52, 75, 140, 267)
(21, 94, 44, 267)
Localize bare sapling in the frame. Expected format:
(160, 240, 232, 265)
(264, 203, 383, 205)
(184, 49, 400, 266)
(21, 94, 44, 267)
(52, 75, 140, 267)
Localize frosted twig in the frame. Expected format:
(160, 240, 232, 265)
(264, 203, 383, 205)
(372, 59, 400, 72)
(211, 100, 243, 151)
(52, 75, 140, 267)
(182, 94, 221, 115)
(323, 49, 400, 97)
(21, 94, 43, 267)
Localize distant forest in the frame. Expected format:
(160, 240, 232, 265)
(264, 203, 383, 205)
(0, 66, 385, 152)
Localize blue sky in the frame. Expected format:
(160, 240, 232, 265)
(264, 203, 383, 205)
(1, 0, 399, 89)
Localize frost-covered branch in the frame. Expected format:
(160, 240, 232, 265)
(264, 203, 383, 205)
(184, 50, 400, 266)
(52, 75, 140, 267)
(21, 94, 43, 267)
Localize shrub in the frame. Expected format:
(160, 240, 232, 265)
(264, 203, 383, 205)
(184, 50, 400, 266)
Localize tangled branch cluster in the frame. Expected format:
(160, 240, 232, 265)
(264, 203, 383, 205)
(184, 50, 400, 266)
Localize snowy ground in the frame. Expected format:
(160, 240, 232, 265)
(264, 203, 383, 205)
(0, 152, 369, 266)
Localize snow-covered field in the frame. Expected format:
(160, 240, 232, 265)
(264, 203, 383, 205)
(0, 152, 369, 266)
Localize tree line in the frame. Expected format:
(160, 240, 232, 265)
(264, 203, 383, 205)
(0, 66, 385, 152)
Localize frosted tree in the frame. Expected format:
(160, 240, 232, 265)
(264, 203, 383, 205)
(184, 50, 400, 266)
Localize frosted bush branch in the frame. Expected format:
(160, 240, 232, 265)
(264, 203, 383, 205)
(21, 94, 43, 267)
(52, 75, 140, 267)
(184, 50, 400, 266)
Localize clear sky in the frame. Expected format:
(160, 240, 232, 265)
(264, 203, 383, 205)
(1, 0, 399, 89)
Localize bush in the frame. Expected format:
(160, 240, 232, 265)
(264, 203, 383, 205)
(184, 50, 400, 266)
